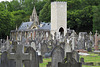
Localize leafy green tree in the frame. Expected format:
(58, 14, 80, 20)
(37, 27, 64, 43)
(93, 5, 100, 33)
(12, 10, 28, 27)
(0, 10, 15, 39)
(39, 0, 51, 22)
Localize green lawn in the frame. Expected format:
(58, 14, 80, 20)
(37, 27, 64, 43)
(80, 53, 100, 63)
(39, 58, 51, 67)
(40, 53, 100, 67)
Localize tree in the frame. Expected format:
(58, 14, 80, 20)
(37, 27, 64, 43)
(0, 10, 15, 39)
(93, 5, 100, 33)
(39, 0, 51, 22)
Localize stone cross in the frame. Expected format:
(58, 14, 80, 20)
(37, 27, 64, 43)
(8, 44, 32, 67)
(72, 30, 76, 50)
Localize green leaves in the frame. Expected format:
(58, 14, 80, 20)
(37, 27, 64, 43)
(93, 5, 100, 33)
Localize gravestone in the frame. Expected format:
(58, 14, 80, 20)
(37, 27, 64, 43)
(0, 51, 9, 67)
(8, 44, 32, 67)
(65, 39, 72, 56)
(72, 50, 79, 62)
(0, 51, 16, 67)
(24, 47, 39, 67)
(41, 43, 48, 55)
(77, 33, 85, 49)
(58, 52, 82, 67)
(31, 42, 36, 51)
(51, 46, 64, 67)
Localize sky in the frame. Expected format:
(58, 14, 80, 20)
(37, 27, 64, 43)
(0, 0, 12, 2)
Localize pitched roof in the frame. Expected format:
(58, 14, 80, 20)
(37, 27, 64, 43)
(18, 22, 33, 30)
(39, 22, 51, 30)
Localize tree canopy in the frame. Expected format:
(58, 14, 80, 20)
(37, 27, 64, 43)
(0, 0, 100, 39)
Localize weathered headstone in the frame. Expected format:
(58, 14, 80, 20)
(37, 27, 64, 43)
(58, 52, 82, 67)
(0, 51, 9, 67)
(0, 51, 16, 67)
(77, 33, 85, 49)
(8, 44, 32, 67)
(72, 50, 79, 62)
(51, 46, 64, 67)
(65, 39, 72, 56)
(24, 47, 39, 67)
(41, 43, 48, 55)
(31, 42, 36, 50)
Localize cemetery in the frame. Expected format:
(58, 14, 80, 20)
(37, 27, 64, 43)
(0, 0, 100, 67)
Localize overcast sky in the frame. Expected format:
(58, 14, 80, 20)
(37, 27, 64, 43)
(0, 0, 12, 2)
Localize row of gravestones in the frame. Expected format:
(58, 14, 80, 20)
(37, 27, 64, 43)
(46, 45, 82, 67)
(0, 44, 39, 67)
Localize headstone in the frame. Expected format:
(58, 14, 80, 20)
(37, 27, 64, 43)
(31, 42, 36, 50)
(0, 51, 9, 67)
(24, 47, 39, 67)
(71, 31, 76, 50)
(8, 44, 32, 67)
(41, 43, 48, 55)
(94, 30, 99, 50)
(77, 33, 85, 49)
(51, 46, 64, 67)
(58, 52, 82, 67)
(65, 39, 72, 56)
(72, 50, 79, 62)
(0, 51, 16, 67)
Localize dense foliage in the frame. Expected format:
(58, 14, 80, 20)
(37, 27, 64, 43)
(0, 0, 100, 39)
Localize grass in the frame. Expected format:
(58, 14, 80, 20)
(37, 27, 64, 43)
(80, 53, 100, 62)
(39, 53, 100, 67)
(39, 58, 51, 67)
(82, 65, 100, 67)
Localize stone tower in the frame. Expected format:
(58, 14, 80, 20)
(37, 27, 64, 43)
(51, 2, 67, 37)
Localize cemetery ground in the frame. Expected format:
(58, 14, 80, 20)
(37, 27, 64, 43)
(39, 52, 100, 67)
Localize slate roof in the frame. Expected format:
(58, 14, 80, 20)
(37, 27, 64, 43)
(18, 22, 33, 30)
(18, 21, 51, 31)
(39, 22, 51, 30)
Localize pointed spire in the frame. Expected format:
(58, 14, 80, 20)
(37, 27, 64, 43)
(30, 6, 38, 22)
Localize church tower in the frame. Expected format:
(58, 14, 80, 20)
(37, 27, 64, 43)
(51, 2, 67, 37)
(30, 6, 39, 29)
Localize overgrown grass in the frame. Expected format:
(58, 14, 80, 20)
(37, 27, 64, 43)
(39, 58, 51, 67)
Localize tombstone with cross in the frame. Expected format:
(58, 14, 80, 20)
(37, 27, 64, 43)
(8, 44, 32, 67)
